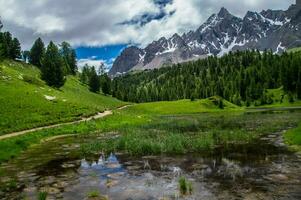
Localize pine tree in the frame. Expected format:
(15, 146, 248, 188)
(60, 42, 77, 75)
(100, 73, 111, 95)
(70, 49, 77, 74)
(80, 64, 91, 85)
(10, 38, 21, 59)
(1, 32, 12, 58)
(29, 38, 45, 68)
(89, 67, 100, 93)
(41, 41, 65, 88)
(297, 69, 301, 100)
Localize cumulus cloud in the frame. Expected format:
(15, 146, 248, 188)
(77, 57, 115, 72)
(0, 0, 295, 49)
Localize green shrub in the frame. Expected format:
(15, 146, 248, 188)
(23, 74, 44, 86)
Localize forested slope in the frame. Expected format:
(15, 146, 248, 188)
(112, 50, 301, 106)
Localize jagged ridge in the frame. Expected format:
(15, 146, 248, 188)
(110, 3, 301, 76)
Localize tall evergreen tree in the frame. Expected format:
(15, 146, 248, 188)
(1, 32, 12, 58)
(100, 73, 112, 95)
(70, 49, 77, 74)
(41, 41, 65, 88)
(29, 38, 45, 68)
(0, 31, 23, 60)
(60, 41, 77, 75)
(297, 69, 301, 100)
(89, 67, 100, 93)
(80, 64, 91, 85)
(10, 38, 21, 59)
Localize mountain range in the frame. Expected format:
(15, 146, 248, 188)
(109, 2, 301, 76)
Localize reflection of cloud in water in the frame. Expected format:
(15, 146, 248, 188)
(80, 153, 126, 180)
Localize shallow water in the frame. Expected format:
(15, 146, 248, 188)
(1, 110, 301, 200)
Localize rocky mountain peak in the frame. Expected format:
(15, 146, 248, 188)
(109, 46, 143, 76)
(110, 4, 301, 76)
(218, 7, 231, 18)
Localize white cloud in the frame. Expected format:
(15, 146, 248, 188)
(0, 0, 295, 49)
(33, 15, 65, 34)
(77, 58, 105, 68)
(77, 58, 112, 73)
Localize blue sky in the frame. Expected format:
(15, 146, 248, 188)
(76, 44, 127, 69)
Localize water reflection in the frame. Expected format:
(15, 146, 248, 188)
(80, 153, 126, 180)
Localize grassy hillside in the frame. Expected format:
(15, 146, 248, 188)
(0, 60, 125, 135)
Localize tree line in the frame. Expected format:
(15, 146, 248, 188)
(80, 64, 112, 95)
(0, 25, 77, 88)
(28, 38, 77, 88)
(0, 31, 21, 60)
(112, 50, 301, 106)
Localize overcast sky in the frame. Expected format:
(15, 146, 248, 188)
(0, 0, 295, 68)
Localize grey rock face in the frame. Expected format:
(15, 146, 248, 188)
(109, 46, 143, 76)
(110, 5, 301, 75)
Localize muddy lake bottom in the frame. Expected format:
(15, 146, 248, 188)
(1, 110, 301, 200)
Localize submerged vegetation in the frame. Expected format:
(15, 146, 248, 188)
(178, 177, 193, 196)
(87, 190, 100, 198)
(87, 190, 108, 200)
(38, 192, 47, 200)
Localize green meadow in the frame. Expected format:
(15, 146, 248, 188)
(0, 60, 124, 135)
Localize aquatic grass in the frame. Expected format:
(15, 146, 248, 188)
(87, 190, 108, 200)
(38, 191, 47, 200)
(79, 111, 301, 157)
(87, 190, 100, 198)
(178, 177, 193, 196)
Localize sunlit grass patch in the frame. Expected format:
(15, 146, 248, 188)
(285, 122, 301, 151)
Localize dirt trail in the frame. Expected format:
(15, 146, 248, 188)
(0, 105, 130, 140)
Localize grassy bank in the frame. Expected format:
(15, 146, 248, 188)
(285, 122, 301, 151)
(0, 60, 124, 135)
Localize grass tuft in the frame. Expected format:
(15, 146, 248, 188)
(178, 177, 193, 196)
(38, 191, 47, 200)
